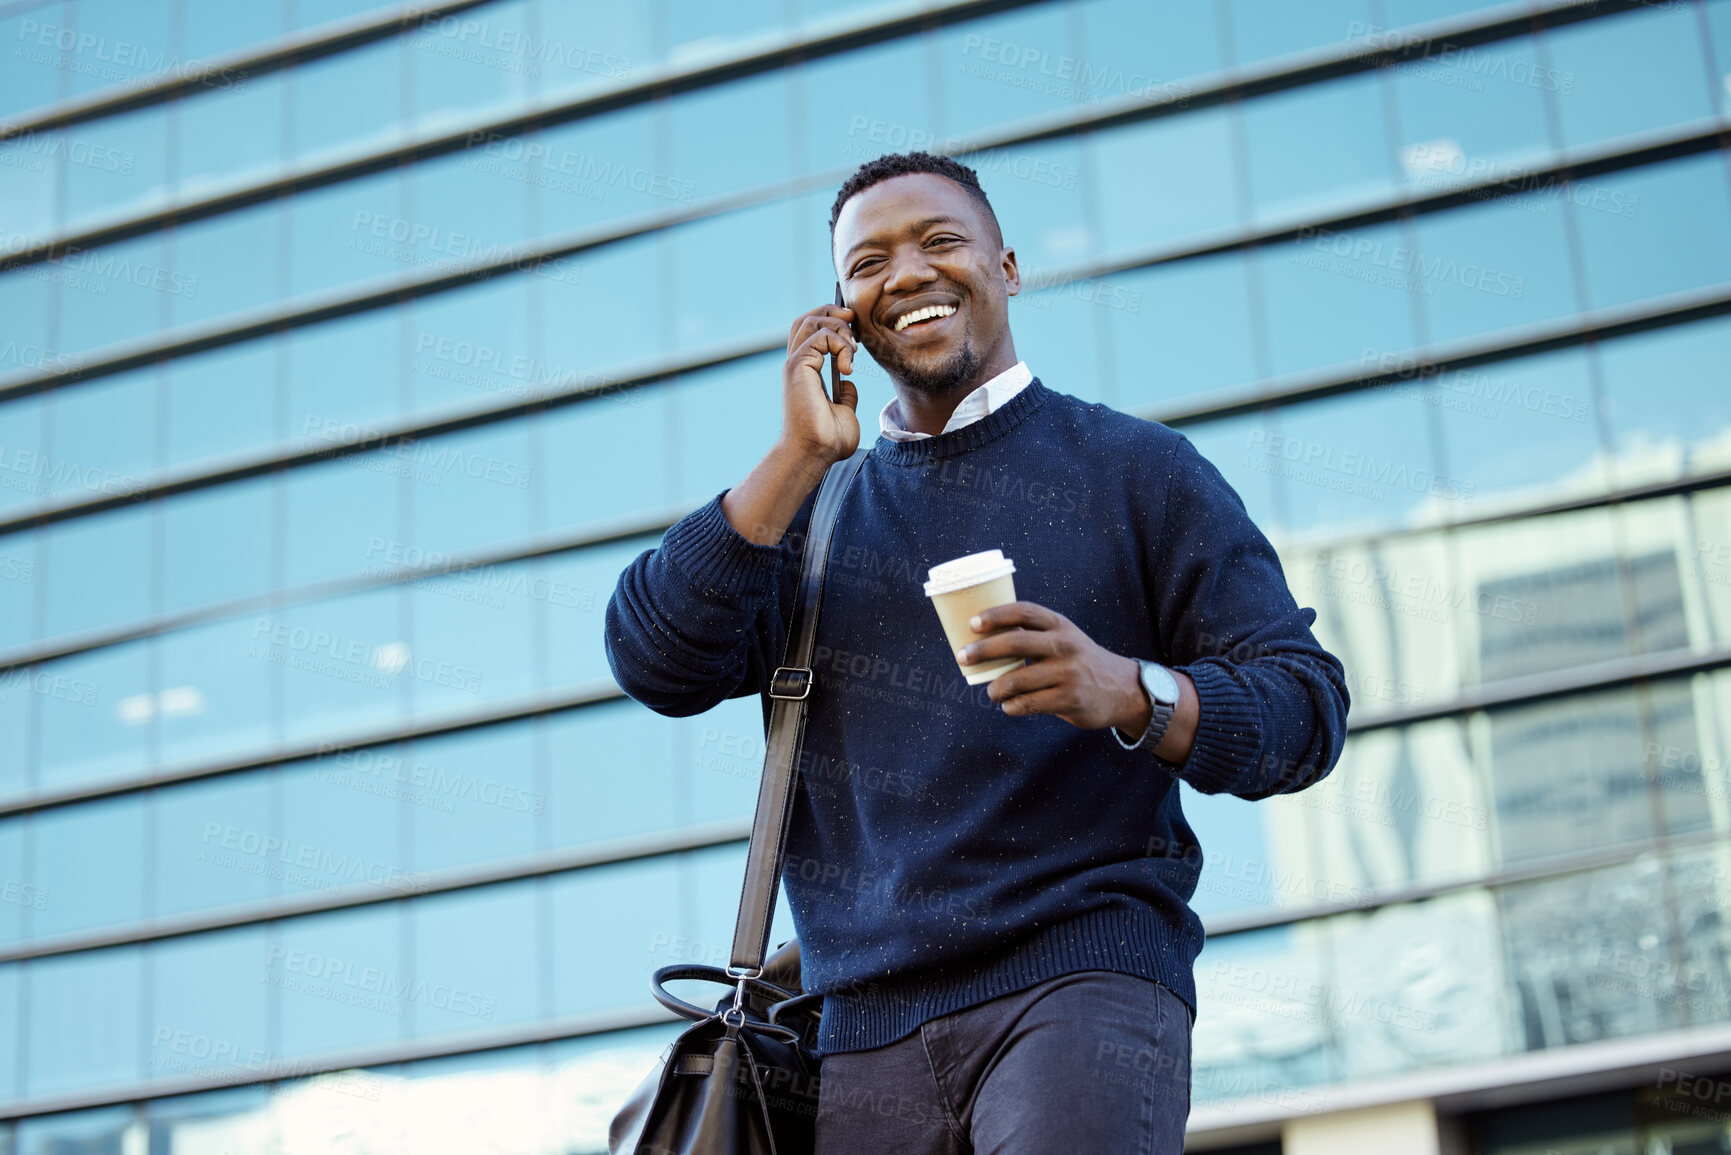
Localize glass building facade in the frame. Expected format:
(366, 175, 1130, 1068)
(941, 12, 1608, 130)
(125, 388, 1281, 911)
(0, 0, 1728, 1149)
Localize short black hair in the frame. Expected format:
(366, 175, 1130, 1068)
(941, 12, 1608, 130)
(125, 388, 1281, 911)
(828, 150, 1001, 246)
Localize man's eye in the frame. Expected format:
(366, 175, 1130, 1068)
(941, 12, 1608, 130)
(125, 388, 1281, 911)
(927, 236, 961, 247)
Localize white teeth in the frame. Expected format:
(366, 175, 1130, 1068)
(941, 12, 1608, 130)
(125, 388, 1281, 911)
(894, 303, 957, 332)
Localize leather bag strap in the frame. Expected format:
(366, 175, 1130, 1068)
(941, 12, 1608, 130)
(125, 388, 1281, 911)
(729, 446, 869, 971)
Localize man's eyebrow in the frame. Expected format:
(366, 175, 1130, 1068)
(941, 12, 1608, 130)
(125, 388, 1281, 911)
(841, 216, 969, 262)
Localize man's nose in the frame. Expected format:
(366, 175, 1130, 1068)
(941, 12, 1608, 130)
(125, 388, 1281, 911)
(882, 250, 939, 295)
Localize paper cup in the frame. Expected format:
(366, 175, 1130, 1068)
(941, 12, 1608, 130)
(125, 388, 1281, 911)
(924, 550, 1024, 685)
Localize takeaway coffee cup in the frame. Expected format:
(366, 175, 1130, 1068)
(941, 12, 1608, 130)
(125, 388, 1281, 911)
(924, 549, 1024, 685)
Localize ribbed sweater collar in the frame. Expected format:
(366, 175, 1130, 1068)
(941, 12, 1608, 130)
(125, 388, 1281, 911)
(867, 377, 1054, 466)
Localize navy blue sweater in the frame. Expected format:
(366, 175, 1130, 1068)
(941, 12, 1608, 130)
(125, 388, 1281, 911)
(605, 379, 1349, 1054)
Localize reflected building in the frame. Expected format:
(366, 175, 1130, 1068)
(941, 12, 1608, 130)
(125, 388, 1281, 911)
(1, 0, 1730, 1152)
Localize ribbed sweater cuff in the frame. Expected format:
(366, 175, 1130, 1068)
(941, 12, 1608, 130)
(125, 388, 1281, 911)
(1172, 660, 1264, 794)
(658, 494, 787, 601)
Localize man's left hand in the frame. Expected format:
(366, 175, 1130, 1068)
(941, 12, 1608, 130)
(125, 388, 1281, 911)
(958, 601, 1149, 733)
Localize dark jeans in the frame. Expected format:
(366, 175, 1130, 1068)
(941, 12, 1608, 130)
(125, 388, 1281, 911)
(814, 970, 1192, 1155)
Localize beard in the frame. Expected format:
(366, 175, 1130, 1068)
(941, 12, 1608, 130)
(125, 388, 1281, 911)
(878, 338, 981, 400)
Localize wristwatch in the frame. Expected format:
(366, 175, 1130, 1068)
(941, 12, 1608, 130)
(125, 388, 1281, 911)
(1113, 659, 1180, 751)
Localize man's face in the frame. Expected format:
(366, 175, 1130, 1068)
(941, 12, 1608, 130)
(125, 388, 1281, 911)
(832, 173, 1019, 398)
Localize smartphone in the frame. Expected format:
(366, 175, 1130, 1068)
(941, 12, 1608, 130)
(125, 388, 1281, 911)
(829, 283, 849, 400)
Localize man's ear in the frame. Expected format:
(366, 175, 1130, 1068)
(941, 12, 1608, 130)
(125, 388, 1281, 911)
(1000, 246, 1020, 297)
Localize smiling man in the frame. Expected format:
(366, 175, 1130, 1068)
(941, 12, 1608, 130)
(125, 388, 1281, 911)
(605, 152, 1349, 1153)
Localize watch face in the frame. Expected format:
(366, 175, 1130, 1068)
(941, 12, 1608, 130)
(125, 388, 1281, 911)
(1143, 662, 1180, 705)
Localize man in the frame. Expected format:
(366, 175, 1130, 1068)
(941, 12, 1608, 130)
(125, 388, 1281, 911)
(605, 151, 1348, 1153)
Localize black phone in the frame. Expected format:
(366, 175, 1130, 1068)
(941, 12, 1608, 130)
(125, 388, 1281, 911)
(830, 282, 853, 399)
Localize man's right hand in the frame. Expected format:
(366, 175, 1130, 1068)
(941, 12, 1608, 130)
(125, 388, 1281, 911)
(781, 303, 861, 466)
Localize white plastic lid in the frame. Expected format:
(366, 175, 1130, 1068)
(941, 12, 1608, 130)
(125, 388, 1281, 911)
(923, 549, 1016, 597)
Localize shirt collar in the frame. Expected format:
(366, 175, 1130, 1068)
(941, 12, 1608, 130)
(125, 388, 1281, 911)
(877, 361, 1033, 442)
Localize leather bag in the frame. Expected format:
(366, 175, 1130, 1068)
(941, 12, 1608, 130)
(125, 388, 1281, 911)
(609, 446, 869, 1155)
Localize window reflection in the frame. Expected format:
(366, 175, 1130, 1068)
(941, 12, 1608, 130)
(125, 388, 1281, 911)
(1570, 153, 1731, 313)
(938, 6, 1082, 139)
(30, 793, 146, 938)
(1388, 33, 1554, 197)
(1241, 71, 1394, 223)
(35, 641, 151, 790)
(289, 37, 404, 167)
(1544, 4, 1715, 150)
(12, 1106, 139, 1155)
(1092, 109, 1239, 255)
(25, 946, 143, 1098)
(552, 855, 680, 1016)
(547, 701, 677, 845)
(801, 37, 931, 178)
(1229, 0, 1371, 66)
(667, 202, 799, 353)
(1597, 316, 1731, 489)
(152, 772, 273, 918)
(409, 882, 538, 1037)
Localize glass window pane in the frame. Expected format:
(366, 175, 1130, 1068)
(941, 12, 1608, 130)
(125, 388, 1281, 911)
(1242, 71, 1395, 223)
(541, 388, 668, 529)
(1408, 193, 1577, 345)
(1597, 315, 1731, 487)
(0, 530, 37, 649)
(12, 1107, 136, 1155)
(1229, 0, 1372, 65)
(148, 926, 271, 1089)
(666, 0, 784, 62)
(181, 0, 287, 60)
(1183, 411, 1282, 535)
(1712, 0, 1731, 118)
(963, 136, 1090, 271)
(402, 421, 534, 555)
(0, 6, 65, 122)
(0, 673, 30, 796)
(290, 37, 404, 166)
(25, 947, 143, 1098)
(406, 146, 533, 281)
(42, 371, 156, 503)
(539, 234, 663, 375)
(0, 395, 49, 519)
(271, 586, 405, 738)
(1192, 924, 1335, 1102)
(161, 479, 274, 613)
(60, 0, 174, 100)
(60, 108, 170, 230)
(1546, 5, 1715, 150)
(154, 772, 274, 917)
(1572, 152, 1731, 313)
(55, 231, 175, 355)
(35, 641, 150, 789)
(544, 543, 635, 688)
(1092, 109, 1239, 255)
(1076, 0, 1222, 94)
(282, 452, 400, 587)
(410, 882, 538, 1037)
(668, 201, 798, 353)
(41, 503, 154, 637)
(1259, 221, 1420, 378)
(272, 902, 405, 1056)
(1004, 282, 1105, 405)
(405, 0, 535, 135)
(531, 0, 651, 98)
(143, 1085, 277, 1153)
(169, 205, 283, 330)
(408, 725, 540, 873)
(526, 105, 673, 239)
(406, 562, 536, 711)
(286, 169, 403, 300)
(802, 37, 931, 178)
(158, 616, 274, 767)
(164, 339, 278, 468)
(667, 69, 790, 199)
(0, 277, 56, 378)
(1388, 34, 1555, 197)
(30, 793, 145, 937)
(0, 961, 16, 1100)
(280, 748, 411, 900)
(1107, 253, 1259, 411)
(552, 856, 680, 1016)
(666, 352, 783, 508)
(287, 310, 400, 452)
(407, 276, 533, 414)
(546, 701, 676, 847)
(0, 132, 59, 245)
(0, 816, 22, 946)
(939, 7, 1083, 139)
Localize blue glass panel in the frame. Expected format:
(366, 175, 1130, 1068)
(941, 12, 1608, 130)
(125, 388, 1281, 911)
(546, 701, 676, 845)
(405, 0, 535, 134)
(144, 1085, 277, 1152)
(0, 821, 26, 944)
(1258, 221, 1420, 377)
(541, 388, 668, 529)
(0, 679, 29, 795)
(294, 0, 397, 29)
(41, 503, 153, 637)
(286, 170, 405, 299)
(1230, 0, 1371, 65)
(666, 0, 783, 62)
(1004, 284, 1105, 404)
(164, 338, 277, 467)
(161, 479, 273, 613)
(1181, 782, 1273, 918)
(158, 616, 274, 766)
(406, 146, 532, 289)
(281, 451, 400, 587)
(1263, 387, 1441, 536)
(1075, 0, 1223, 93)
(402, 420, 534, 555)
(148, 926, 271, 1088)
(409, 882, 538, 1036)
(1092, 108, 1238, 254)
(1425, 346, 1601, 504)
(543, 543, 635, 688)
(30, 792, 145, 937)
(1597, 315, 1731, 483)
(280, 747, 410, 899)
(1408, 193, 1576, 345)
(677, 692, 764, 826)
(54, 230, 176, 354)
(35, 641, 150, 787)
(154, 771, 273, 917)
(1546, 5, 1715, 150)
(539, 234, 663, 375)
(270, 586, 405, 738)
(0, 962, 16, 1099)
(939, 6, 1083, 138)
(1572, 153, 1731, 312)
(1387, 33, 1554, 194)
(963, 136, 1089, 271)
(287, 309, 400, 446)
(169, 199, 283, 329)
(1242, 71, 1395, 223)
(0, 397, 47, 518)
(1711, 0, 1731, 118)
(25, 946, 143, 1096)
(0, 276, 55, 377)
(406, 277, 533, 413)
(666, 68, 790, 199)
(0, 131, 58, 244)
(0, 529, 35, 648)
(801, 37, 931, 178)
(552, 856, 679, 1015)
(61, 105, 170, 228)
(43, 371, 156, 501)
(668, 202, 799, 352)
(61, 0, 174, 99)
(1107, 253, 1259, 411)
(408, 725, 540, 872)
(687, 841, 794, 965)
(1382, 0, 1505, 23)
(290, 36, 403, 165)
(664, 353, 781, 508)
(1181, 411, 1282, 535)
(405, 571, 536, 712)
(272, 903, 405, 1056)
(181, 0, 287, 60)
(0, 5, 67, 121)
(530, 0, 651, 96)
(529, 103, 669, 236)
(176, 74, 287, 202)
(12, 1107, 135, 1155)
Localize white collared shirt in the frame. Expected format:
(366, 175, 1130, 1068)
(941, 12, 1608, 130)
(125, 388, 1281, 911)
(876, 361, 1033, 442)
